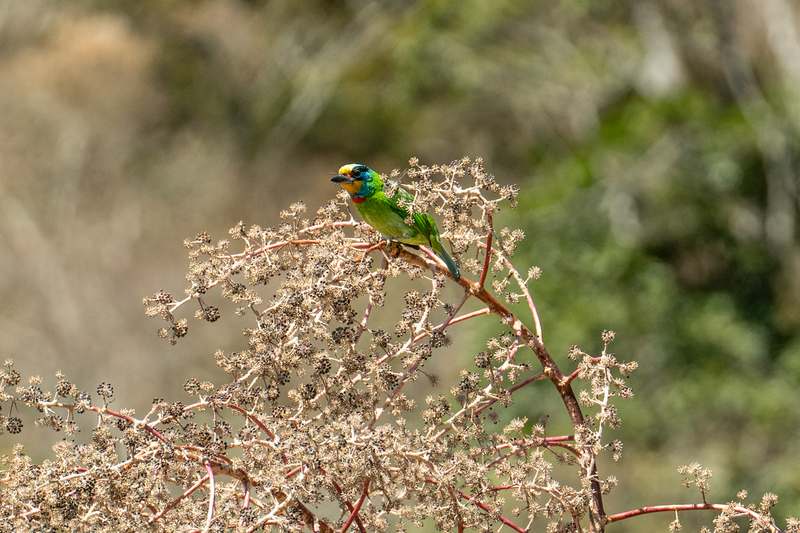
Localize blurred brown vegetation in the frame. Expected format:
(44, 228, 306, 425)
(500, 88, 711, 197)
(1, 0, 800, 531)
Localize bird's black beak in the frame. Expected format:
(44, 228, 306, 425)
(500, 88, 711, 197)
(330, 174, 354, 183)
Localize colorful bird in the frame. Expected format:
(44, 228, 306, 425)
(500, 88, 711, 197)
(331, 164, 460, 281)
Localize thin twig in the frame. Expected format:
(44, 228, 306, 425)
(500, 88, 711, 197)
(339, 478, 370, 533)
(202, 462, 216, 533)
(148, 473, 210, 524)
(458, 491, 526, 533)
(479, 216, 493, 287)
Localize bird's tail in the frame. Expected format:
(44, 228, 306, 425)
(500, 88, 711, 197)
(435, 245, 461, 282)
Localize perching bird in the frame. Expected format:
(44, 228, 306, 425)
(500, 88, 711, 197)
(331, 164, 460, 281)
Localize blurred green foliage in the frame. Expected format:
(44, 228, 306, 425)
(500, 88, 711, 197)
(2, 0, 800, 529)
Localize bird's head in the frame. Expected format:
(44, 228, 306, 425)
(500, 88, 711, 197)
(330, 164, 381, 202)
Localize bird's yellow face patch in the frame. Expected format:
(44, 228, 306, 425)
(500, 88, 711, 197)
(340, 179, 362, 195)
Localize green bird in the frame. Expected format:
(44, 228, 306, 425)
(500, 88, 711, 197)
(331, 164, 460, 281)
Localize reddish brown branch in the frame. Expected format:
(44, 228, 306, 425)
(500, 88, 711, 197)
(475, 435, 580, 466)
(339, 478, 370, 533)
(236, 480, 252, 529)
(412, 308, 491, 343)
(435, 292, 471, 333)
(506, 370, 547, 395)
(320, 467, 367, 533)
(536, 436, 580, 456)
(458, 491, 527, 533)
(605, 503, 783, 532)
(479, 227, 493, 287)
(243, 481, 251, 510)
(447, 307, 491, 326)
(91, 407, 173, 447)
(419, 475, 526, 533)
(395, 246, 606, 528)
(149, 473, 210, 523)
(221, 402, 277, 441)
(284, 466, 302, 479)
(564, 357, 601, 385)
(203, 461, 216, 533)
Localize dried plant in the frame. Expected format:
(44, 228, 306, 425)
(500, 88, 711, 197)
(0, 158, 795, 533)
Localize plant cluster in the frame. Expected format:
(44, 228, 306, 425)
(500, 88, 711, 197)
(0, 159, 795, 533)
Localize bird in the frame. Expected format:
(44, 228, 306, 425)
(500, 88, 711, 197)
(331, 164, 460, 281)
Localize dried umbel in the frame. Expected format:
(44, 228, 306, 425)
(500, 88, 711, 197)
(0, 158, 790, 533)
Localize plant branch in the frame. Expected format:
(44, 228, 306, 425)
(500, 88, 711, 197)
(339, 478, 370, 533)
(606, 503, 783, 533)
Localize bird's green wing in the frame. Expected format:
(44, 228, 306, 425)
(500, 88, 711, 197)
(387, 186, 460, 281)
(386, 186, 439, 244)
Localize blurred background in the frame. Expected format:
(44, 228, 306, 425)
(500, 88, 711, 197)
(1, 0, 799, 530)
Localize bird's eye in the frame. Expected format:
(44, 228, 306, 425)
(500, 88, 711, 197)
(351, 168, 361, 178)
